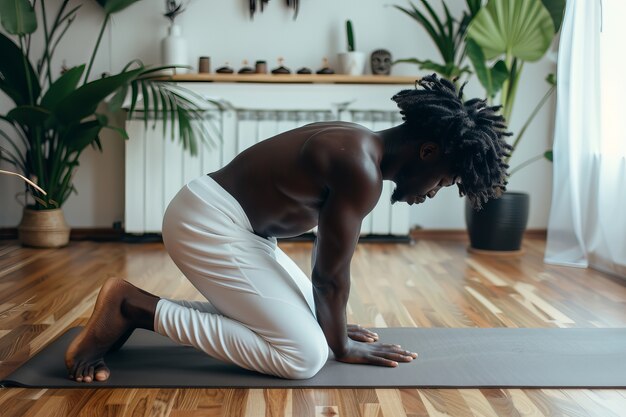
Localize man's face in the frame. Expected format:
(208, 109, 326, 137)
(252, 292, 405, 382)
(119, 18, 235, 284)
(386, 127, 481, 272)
(390, 142, 459, 205)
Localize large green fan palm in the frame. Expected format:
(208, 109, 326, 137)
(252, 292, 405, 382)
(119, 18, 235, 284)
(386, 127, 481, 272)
(466, 0, 557, 121)
(465, 0, 564, 170)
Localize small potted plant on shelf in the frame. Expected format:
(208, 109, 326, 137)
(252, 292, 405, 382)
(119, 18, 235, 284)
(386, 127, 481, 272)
(0, 0, 218, 248)
(337, 20, 366, 76)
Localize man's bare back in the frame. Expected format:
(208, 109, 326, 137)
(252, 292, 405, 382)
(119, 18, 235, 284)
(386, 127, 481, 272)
(210, 121, 384, 239)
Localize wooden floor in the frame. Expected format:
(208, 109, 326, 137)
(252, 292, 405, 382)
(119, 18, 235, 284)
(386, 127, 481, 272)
(0, 237, 625, 417)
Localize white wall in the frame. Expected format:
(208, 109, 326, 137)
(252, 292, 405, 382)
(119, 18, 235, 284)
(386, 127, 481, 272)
(0, 0, 556, 230)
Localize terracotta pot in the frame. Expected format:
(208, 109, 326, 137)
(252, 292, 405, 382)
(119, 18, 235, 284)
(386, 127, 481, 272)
(17, 208, 70, 248)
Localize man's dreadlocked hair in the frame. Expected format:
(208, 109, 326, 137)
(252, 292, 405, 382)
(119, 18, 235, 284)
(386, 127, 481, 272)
(392, 73, 513, 209)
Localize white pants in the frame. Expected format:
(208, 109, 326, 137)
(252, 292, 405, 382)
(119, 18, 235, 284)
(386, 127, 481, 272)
(158, 174, 329, 379)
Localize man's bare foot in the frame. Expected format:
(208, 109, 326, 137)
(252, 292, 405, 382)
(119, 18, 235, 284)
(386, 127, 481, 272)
(65, 277, 159, 383)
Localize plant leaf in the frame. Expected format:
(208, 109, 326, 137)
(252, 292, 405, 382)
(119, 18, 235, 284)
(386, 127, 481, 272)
(149, 82, 160, 125)
(95, 0, 143, 15)
(544, 150, 553, 161)
(466, 0, 482, 16)
(6, 105, 52, 127)
(467, 0, 554, 61)
(393, 5, 444, 60)
(91, 134, 103, 152)
(107, 83, 128, 114)
(62, 120, 104, 154)
(465, 38, 492, 94)
(0, 0, 37, 35)
(0, 32, 41, 105)
(52, 68, 143, 126)
(490, 60, 509, 95)
(141, 80, 150, 128)
(40, 65, 86, 110)
(393, 57, 465, 80)
(103, 125, 129, 140)
(128, 79, 139, 119)
(541, 0, 566, 33)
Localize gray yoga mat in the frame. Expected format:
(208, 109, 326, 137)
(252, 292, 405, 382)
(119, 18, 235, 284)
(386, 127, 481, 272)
(2, 327, 626, 388)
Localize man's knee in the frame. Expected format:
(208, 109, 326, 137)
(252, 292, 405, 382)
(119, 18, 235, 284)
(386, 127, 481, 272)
(279, 338, 328, 380)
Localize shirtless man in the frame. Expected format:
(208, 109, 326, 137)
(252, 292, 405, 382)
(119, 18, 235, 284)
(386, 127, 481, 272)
(65, 74, 511, 382)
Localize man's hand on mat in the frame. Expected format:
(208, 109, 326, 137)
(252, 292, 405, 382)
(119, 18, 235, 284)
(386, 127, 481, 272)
(347, 324, 379, 343)
(335, 339, 418, 367)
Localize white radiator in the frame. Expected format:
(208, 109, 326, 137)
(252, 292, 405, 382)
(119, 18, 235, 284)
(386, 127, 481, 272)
(125, 102, 410, 237)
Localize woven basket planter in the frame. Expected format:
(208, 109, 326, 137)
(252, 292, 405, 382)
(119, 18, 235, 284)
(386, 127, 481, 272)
(17, 208, 70, 248)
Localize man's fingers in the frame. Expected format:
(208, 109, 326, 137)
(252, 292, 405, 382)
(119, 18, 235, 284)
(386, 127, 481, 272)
(347, 325, 379, 339)
(348, 332, 375, 342)
(374, 351, 415, 362)
(378, 343, 417, 355)
(367, 355, 398, 367)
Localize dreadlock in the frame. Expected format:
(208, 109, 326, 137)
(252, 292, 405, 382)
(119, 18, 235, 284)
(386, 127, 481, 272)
(391, 73, 513, 209)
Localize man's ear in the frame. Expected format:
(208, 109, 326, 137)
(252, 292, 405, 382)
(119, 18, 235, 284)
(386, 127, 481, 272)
(419, 142, 440, 161)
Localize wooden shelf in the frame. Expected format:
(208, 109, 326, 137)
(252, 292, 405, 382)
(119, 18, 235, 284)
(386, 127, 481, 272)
(165, 73, 419, 85)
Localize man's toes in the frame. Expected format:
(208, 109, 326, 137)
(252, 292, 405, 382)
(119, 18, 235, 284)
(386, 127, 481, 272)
(82, 366, 94, 383)
(94, 366, 110, 381)
(74, 364, 85, 382)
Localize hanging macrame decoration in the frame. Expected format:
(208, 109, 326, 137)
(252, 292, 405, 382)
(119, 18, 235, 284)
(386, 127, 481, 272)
(249, 0, 299, 20)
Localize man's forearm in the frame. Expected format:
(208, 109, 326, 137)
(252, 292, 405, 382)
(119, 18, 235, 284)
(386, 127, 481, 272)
(312, 277, 350, 357)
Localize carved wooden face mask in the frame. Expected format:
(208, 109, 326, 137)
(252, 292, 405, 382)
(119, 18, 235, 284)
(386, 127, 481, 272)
(371, 49, 392, 75)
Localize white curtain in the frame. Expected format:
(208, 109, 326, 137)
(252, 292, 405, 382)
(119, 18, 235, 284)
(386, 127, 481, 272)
(545, 0, 626, 277)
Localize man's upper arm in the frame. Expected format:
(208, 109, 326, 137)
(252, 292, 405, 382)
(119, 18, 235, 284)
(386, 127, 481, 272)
(312, 154, 381, 285)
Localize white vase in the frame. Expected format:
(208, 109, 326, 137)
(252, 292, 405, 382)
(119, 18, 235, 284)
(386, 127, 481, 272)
(337, 51, 366, 76)
(161, 24, 188, 74)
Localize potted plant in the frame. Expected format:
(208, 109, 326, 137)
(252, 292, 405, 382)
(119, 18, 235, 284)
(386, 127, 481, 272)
(392, 0, 482, 81)
(463, 0, 564, 252)
(337, 20, 366, 75)
(0, 0, 218, 248)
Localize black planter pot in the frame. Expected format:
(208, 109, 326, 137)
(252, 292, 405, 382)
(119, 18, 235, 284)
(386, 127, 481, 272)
(465, 192, 530, 251)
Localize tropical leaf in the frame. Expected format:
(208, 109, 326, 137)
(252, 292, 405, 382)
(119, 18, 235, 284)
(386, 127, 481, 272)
(0, 127, 26, 171)
(544, 150, 553, 161)
(149, 82, 160, 125)
(63, 120, 104, 154)
(53, 68, 143, 125)
(107, 83, 128, 113)
(93, 134, 103, 152)
(467, 0, 554, 61)
(466, 0, 483, 16)
(94, 0, 143, 15)
(465, 38, 507, 98)
(140, 79, 150, 128)
(6, 105, 52, 127)
(0, 0, 37, 35)
(393, 0, 475, 80)
(40, 65, 86, 110)
(103, 124, 129, 140)
(394, 58, 470, 80)
(541, 0, 566, 32)
(0, 32, 41, 105)
(128, 79, 139, 119)
(393, 5, 443, 58)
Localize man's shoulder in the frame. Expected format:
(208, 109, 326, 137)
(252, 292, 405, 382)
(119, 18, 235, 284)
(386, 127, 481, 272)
(299, 123, 383, 202)
(300, 122, 380, 163)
